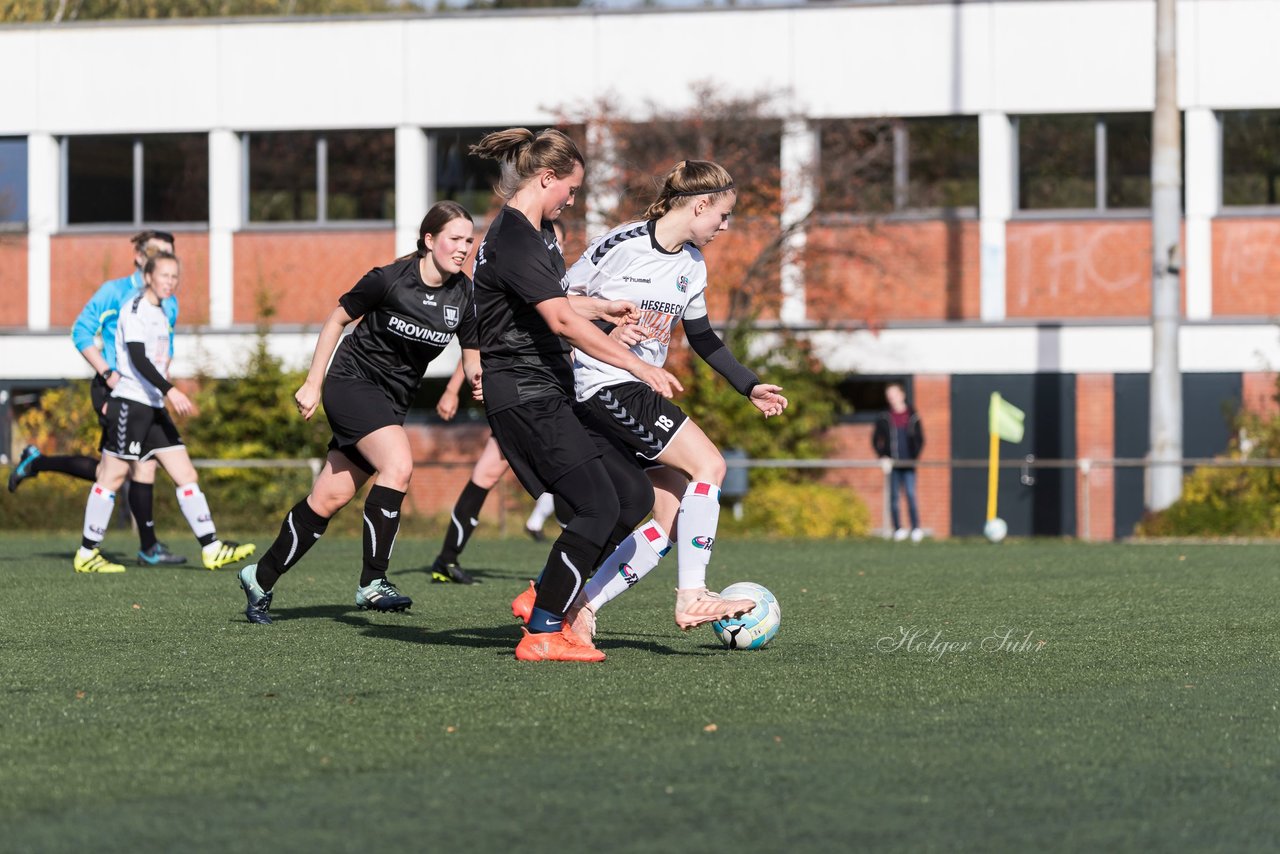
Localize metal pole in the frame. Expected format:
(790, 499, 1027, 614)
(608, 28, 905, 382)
(1149, 0, 1183, 511)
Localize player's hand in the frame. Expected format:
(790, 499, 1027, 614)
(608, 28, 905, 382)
(879, 456, 894, 475)
(610, 324, 650, 347)
(436, 389, 459, 421)
(166, 387, 196, 417)
(634, 364, 683, 400)
(105, 372, 120, 390)
(749, 383, 788, 418)
(295, 382, 321, 421)
(600, 299, 639, 325)
(469, 371, 485, 403)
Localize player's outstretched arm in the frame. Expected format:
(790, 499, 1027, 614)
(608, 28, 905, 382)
(460, 348, 483, 403)
(296, 306, 354, 420)
(567, 294, 638, 326)
(535, 297, 683, 399)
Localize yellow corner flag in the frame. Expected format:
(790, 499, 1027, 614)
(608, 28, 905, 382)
(989, 392, 1026, 444)
(986, 392, 1025, 523)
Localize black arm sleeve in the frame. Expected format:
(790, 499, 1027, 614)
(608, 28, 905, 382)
(682, 315, 759, 397)
(126, 341, 173, 396)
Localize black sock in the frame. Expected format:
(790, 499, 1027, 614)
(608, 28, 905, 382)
(437, 480, 489, 564)
(361, 485, 405, 587)
(128, 482, 158, 551)
(33, 455, 99, 481)
(530, 529, 600, 628)
(257, 497, 330, 591)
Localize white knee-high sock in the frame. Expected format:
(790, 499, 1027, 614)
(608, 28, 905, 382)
(676, 481, 721, 590)
(584, 520, 671, 611)
(81, 483, 116, 550)
(526, 492, 556, 530)
(176, 483, 217, 544)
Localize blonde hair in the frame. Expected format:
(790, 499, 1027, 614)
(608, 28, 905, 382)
(469, 128, 585, 200)
(643, 160, 736, 220)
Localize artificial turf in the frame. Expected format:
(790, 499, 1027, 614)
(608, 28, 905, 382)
(1, 535, 1277, 852)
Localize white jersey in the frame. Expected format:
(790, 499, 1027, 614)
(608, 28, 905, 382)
(113, 290, 173, 407)
(567, 220, 709, 401)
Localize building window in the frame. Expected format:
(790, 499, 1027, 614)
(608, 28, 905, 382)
(65, 134, 208, 225)
(834, 375, 913, 424)
(1017, 113, 1157, 212)
(434, 129, 503, 219)
(0, 137, 27, 226)
(246, 130, 394, 223)
(1222, 110, 1280, 207)
(818, 116, 978, 215)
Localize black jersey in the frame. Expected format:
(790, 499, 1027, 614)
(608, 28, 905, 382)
(473, 206, 573, 414)
(328, 255, 478, 413)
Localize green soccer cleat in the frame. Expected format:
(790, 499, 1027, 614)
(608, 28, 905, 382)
(202, 541, 256, 570)
(74, 548, 126, 574)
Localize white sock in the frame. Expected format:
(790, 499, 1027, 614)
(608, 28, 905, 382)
(176, 483, 217, 542)
(585, 520, 671, 611)
(676, 481, 721, 590)
(526, 492, 556, 530)
(81, 483, 116, 548)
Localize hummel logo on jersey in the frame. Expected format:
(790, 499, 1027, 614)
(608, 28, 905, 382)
(622, 276, 651, 284)
(677, 275, 690, 293)
(387, 314, 453, 345)
(692, 536, 715, 551)
(444, 305, 459, 329)
(381, 509, 399, 519)
(619, 563, 639, 586)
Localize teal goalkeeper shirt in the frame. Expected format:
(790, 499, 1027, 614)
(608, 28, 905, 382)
(70, 270, 179, 372)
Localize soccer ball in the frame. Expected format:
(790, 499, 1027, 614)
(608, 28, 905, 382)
(711, 582, 780, 650)
(984, 517, 1008, 543)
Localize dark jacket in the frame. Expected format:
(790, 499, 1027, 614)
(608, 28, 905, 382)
(873, 407, 924, 466)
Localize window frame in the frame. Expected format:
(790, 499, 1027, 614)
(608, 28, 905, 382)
(60, 133, 209, 231)
(1218, 109, 1280, 214)
(242, 129, 396, 228)
(1012, 112, 1177, 218)
(0, 136, 28, 231)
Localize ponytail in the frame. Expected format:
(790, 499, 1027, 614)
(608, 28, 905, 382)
(643, 160, 736, 220)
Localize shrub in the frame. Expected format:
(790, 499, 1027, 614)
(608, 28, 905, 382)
(722, 481, 871, 539)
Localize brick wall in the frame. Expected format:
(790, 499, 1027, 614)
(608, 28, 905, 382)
(805, 220, 981, 323)
(1241, 371, 1278, 419)
(1213, 218, 1280, 316)
(1075, 373, 1115, 541)
(0, 234, 26, 326)
(49, 233, 211, 327)
(232, 230, 394, 325)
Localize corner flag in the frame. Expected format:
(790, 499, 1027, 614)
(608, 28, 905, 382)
(989, 393, 1025, 443)
(986, 392, 1025, 523)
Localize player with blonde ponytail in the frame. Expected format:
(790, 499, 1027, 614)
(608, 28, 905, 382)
(469, 128, 682, 662)
(512, 159, 789, 642)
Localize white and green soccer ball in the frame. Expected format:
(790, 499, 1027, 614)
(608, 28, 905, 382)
(711, 582, 780, 650)
(984, 517, 1008, 543)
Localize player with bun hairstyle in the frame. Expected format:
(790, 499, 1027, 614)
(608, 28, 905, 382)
(469, 128, 681, 662)
(236, 202, 480, 625)
(513, 159, 788, 642)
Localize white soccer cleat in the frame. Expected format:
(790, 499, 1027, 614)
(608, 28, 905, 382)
(674, 587, 755, 632)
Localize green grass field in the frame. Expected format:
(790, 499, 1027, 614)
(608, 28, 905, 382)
(2, 534, 1277, 852)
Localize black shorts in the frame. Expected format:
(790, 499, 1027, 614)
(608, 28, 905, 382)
(101, 397, 184, 461)
(90, 375, 111, 440)
(578, 382, 689, 462)
(488, 395, 603, 497)
(323, 375, 403, 476)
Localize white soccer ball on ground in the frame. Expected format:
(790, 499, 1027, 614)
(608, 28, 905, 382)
(984, 517, 1008, 543)
(711, 582, 780, 650)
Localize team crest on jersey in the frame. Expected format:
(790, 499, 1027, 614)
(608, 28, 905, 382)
(676, 275, 690, 293)
(443, 305, 459, 328)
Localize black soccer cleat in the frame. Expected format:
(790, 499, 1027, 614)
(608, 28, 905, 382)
(8, 445, 40, 493)
(430, 558, 476, 585)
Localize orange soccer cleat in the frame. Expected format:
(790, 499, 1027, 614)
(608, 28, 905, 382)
(511, 580, 536, 623)
(514, 626, 605, 663)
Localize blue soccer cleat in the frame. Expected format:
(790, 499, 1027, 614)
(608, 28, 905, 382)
(355, 578, 412, 612)
(8, 445, 40, 493)
(137, 542, 187, 566)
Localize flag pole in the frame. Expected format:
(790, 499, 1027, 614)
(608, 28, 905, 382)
(986, 426, 999, 522)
